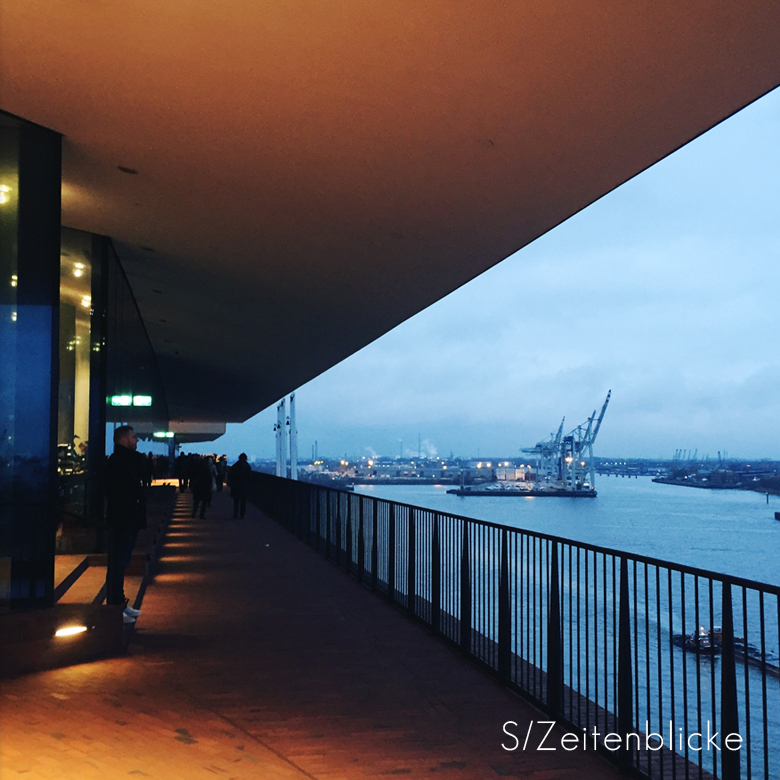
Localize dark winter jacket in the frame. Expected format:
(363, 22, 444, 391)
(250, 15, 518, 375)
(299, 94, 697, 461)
(191, 459, 214, 500)
(229, 459, 252, 498)
(104, 445, 147, 530)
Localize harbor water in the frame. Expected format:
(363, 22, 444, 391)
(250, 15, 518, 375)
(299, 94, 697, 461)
(355, 476, 780, 586)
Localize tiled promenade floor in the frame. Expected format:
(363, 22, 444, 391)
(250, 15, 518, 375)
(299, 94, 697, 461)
(1, 490, 621, 779)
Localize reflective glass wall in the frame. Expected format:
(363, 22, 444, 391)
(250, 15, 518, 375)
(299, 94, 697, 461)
(105, 244, 169, 438)
(0, 112, 61, 610)
(57, 230, 94, 538)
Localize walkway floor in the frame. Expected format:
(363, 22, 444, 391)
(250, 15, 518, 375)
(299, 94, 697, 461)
(1, 489, 621, 780)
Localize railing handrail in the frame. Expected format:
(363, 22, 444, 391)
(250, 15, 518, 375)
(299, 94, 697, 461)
(292, 477, 780, 595)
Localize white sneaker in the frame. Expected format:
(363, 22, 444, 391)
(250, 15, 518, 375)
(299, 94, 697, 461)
(123, 612, 136, 624)
(124, 604, 142, 618)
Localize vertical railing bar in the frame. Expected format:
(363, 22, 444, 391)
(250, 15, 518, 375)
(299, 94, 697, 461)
(568, 543, 573, 722)
(632, 559, 639, 771)
(315, 488, 321, 553)
(432, 512, 440, 634)
(498, 528, 512, 682)
(345, 494, 353, 573)
(602, 553, 608, 732)
(577, 545, 582, 728)
(594, 550, 600, 734)
(759, 591, 767, 780)
(335, 492, 342, 569)
(667, 567, 677, 780)
(585, 545, 590, 733)
(460, 521, 471, 656)
(407, 506, 416, 617)
(371, 498, 378, 592)
(695, 576, 704, 780)
(681, 571, 689, 779)
(387, 503, 395, 603)
(326, 490, 332, 561)
(657, 566, 664, 780)
(644, 561, 651, 780)
(357, 497, 365, 584)
(720, 581, 740, 780)
(742, 586, 751, 780)
(612, 555, 617, 727)
(709, 579, 718, 780)
(547, 540, 562, 717)
(618, 555, 633, 773)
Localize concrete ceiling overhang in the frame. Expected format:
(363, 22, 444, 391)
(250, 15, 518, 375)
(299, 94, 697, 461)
(2, 2, 779, 423)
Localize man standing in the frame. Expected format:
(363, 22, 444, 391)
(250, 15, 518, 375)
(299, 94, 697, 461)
(105, 425, 146, 624)
(229, 453, 252, 519)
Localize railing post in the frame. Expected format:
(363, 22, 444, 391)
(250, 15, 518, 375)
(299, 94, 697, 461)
(432, 513, 440, 633)
(618, 556, 634, 770)
(325, 490, 331, 559)
(387, 503, 396, 603)
(345, 494, 353, 573)
(305, 486, 312, 546)
(498, 528, 510, 682)
(407, 508, 416, 617)
(460, 522, 471, 656)
(371, 498, 378, 592)
(357, 497, 365, 583)
(335, 493, 342, 568)
(546, 541, 563, 716)
(314, 489, 321, 552)
(720, 581, 740, 780)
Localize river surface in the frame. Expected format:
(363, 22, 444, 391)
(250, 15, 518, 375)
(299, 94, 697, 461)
(354, 477, 780, 586)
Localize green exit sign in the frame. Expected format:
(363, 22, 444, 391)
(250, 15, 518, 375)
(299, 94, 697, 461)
(110, 395, 153, 407)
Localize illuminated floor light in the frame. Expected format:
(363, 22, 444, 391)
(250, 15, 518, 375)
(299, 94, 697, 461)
(55, 625, 88, 637)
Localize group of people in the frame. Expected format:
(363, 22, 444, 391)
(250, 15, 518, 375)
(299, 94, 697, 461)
(104, 426, 254, 625)
(140, 452, 171, 487)
(172, 453, 250, 519)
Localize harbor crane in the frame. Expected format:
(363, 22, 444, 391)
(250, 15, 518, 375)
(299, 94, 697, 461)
(523, 391, 611, 492)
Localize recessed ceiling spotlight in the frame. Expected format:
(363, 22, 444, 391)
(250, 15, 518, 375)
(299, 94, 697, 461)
(117, 165, 139, 174)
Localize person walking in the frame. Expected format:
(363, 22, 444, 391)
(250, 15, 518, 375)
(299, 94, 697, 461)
(191, 456, 213, 519)
(104, 425, 146, 624)
(174, 452, 188, 492)
(229, 453, 252, 519)
(215, 455, 227, 492)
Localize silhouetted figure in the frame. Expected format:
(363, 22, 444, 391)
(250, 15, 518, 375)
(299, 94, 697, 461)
(229, 453, 252, 519)
(215, 455, 227, 492)
(191, 457, 213, 519)
(174, 453, 188, 491)
(144, 452, 154, 488)
(105, 425, 146, 624)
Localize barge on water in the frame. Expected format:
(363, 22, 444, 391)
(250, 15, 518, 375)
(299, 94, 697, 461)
(447, 485, 597, 497)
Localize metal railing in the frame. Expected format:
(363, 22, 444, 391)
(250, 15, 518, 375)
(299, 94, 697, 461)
(247, 473, 780, 780)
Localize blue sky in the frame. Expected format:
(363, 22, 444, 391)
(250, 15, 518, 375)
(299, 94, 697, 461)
(195, 87, 780, 462)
